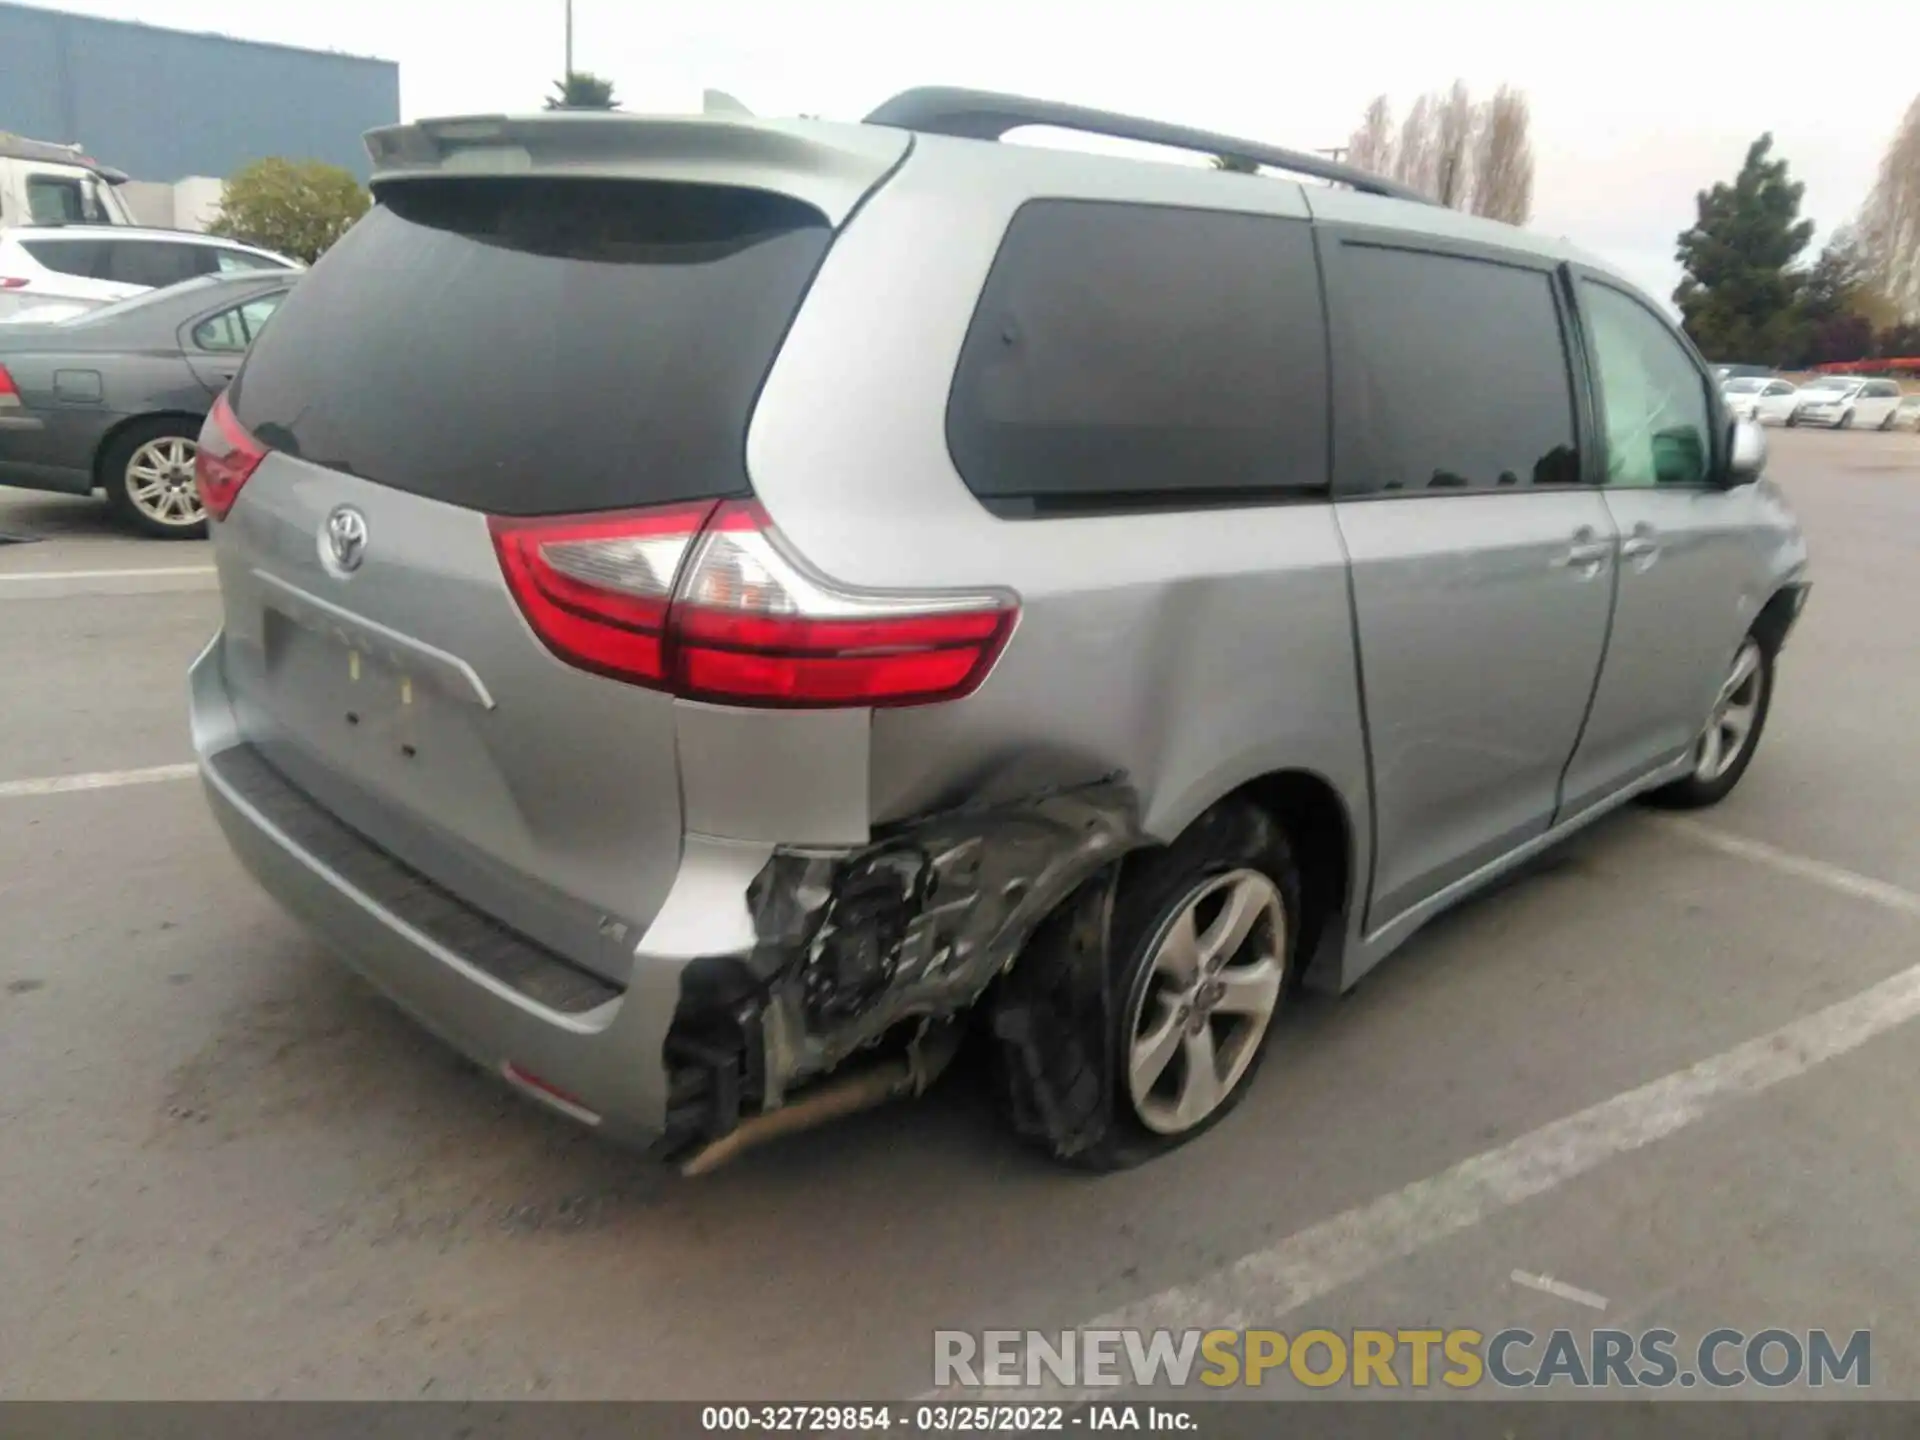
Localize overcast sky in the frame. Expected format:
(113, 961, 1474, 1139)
(48, 0, 1920, 306)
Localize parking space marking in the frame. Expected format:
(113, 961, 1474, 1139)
(1510, 1270, 1609, 1310)
(942, 827, 1920, 1402)
(1660, 816, 1920, 919)
(0, 566, 215, 583)
(0, 763, 197, 800)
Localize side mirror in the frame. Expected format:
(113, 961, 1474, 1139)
(1724, 417, 1767, 487)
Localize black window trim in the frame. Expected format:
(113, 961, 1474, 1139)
(1567, 265, 1726, 492)
(942, 194, 1336, 522)
(1318, 222, 1594, 503)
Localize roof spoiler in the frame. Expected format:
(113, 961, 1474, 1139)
(863, 86, 1431, 204)
(361, 112, 911, 228)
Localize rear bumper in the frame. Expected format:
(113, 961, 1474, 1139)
(189, 632, 770, 1148)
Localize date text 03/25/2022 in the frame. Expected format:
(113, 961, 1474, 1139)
(699, 1405, 1193, 1432)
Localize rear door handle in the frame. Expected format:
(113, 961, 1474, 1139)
(1621, 525, 1661, 567)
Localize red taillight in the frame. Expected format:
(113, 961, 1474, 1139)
(0, 277, 27, 290)
(0, 364, 18, 408)
(489, 499, 1017, 709)
(193, 392, 265, 521)
(489, 501, 719, 685)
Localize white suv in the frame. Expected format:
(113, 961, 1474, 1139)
(0, 226, 299, 322)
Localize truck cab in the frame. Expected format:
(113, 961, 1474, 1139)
(0, 133, 137, 228)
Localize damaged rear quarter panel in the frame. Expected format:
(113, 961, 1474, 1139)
(745, 779, 1144, 1098)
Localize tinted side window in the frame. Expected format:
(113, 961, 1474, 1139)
(19, 238, 109, 279)
(1329, 242, 1578, 494)
(1578, 280, 1712, 489)
(102, 240, 204, 289)
(946, 201, 1329, 515)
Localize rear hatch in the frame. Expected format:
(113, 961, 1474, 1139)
(210, 125, 899, 985)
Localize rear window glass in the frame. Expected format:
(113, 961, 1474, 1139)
(20, 238, 108, 279)
(230, 178, 832, 516)
(946, 200, 1329, 516)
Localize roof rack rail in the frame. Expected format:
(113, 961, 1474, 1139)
(862, 87, 1433, 205)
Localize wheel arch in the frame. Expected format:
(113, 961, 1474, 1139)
(1131, 765, 1360, 994)
(1750, 581, 1809, 657)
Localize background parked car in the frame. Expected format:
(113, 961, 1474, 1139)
(0, 271, 294, 536)
(1722, 375, 1800, 425)
(0, 226, 298, 322)
(1713, 363, 1775, 381)
(1790, 376, 1905, 430)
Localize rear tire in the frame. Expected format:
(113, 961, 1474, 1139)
(101, 418, 207, 540)
(1644, 635, 1773, 810)
(1879, 410, 1896, 432)
(1785, 410, 1799, 428)
(1054, 800, 1299, 1171)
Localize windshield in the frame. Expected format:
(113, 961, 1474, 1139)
(1723, 378, 1766, 394)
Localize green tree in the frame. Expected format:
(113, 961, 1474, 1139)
(207, 158, 369, 265)
(546, 71, 617, 110)
(1673, 135, 1815, 364)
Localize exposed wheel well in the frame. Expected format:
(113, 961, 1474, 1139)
(1235, 770, 1352, 976)
(1125, 771, 1353, 980)
(92, 411, 204, 488)
(1750, 584, 1806, 658)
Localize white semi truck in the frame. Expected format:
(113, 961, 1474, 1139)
(0, 132, 137, 228)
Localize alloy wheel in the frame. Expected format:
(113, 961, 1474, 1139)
(1126, 868, 1286, 1135)
(1695, 639, 1764, 784)
(126, 436, 204, 528)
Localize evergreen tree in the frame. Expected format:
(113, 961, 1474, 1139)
(1673, 135, 1814, 364)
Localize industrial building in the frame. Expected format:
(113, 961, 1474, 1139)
(0, 1, 399, 225)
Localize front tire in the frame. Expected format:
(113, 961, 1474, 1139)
(101, 419, 207, 539)
(1644, 635, 1773, 809)
(1066, 801, 1299, 1170)
(1837, 409, 1853, 430)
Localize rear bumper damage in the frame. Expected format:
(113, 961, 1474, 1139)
(663, 782, 1143, 1169)
(195, 629, 1144, 1164)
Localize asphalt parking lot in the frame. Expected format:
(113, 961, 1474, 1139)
(3, 426, 1919, 1403)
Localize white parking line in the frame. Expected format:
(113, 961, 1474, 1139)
(0, 566, 215, 583)
(1510, 1270, 1609, 1310)
(933, 825, 1920, 1402)
(1659, 815, 1920, 920)
(0, 763, 197, 800)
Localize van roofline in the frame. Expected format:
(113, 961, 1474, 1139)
(863, 86, 1432, 206)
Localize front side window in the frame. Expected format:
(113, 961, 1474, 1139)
(1577, 280, 1713, 489)
(1329, 243, 1579, 493)
(25, 174, 108, 225)
(946, 200, 1330, 514)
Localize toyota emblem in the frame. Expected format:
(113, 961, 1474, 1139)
(323, 506, 369, 575)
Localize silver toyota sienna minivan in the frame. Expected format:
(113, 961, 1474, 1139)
(188, 89, 1811, 1171)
